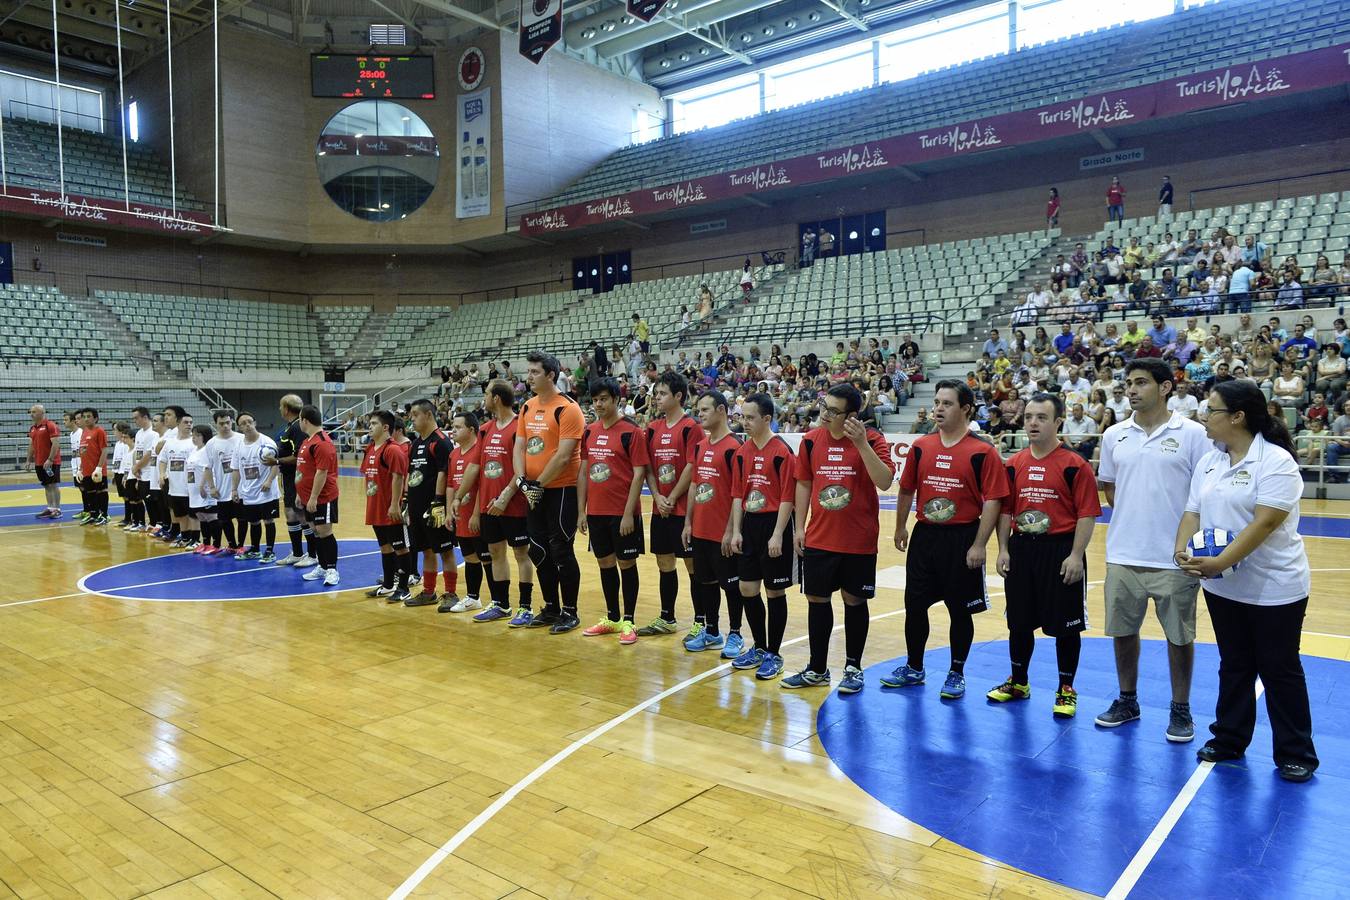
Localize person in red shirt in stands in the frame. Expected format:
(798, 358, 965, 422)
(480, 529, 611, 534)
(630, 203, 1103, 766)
(681, 390, 743, 653)
(295, 404, 341, 586)
(782, 383, 896, 693)
(470, 379, 535, 623)
(362, 410, 411, 604)
(887, 379, 1009, 700)
(443, 410, 485, 614)
(990, 393, 1101, 719)
(1045, 187, 1061, 230)
(1107, 175, 1126, 223)
(577, 377, 650, 644)
(27, 403, 62, 519)
(79, 408, 110, 526)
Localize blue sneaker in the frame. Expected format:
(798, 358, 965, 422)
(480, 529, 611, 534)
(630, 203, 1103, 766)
(507, 607, 534, 628)
(474, 605, 512, 622)
(721, 632, 745, 660)
(780, 668, 830, 689)
(940, 670, 967, 699)
(879, 664, 925, 689)
(732, 646, 766, 671)
(681, 622, 705, 649)
(755, 652, 785, 680)
(838, 665, 865, 694)
(684, 630, 725, 653)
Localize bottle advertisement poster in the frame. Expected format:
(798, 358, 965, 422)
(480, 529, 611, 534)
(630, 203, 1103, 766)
(455, 88, 492, 219)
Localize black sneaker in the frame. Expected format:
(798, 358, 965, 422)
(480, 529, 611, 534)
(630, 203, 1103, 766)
(389, 587, 411, 605)
(1197, 743, 1243, 763)
(524, 608, 561, 629)
(404, 591, 438, 608)
(549, 611, 580, 634)
(366, 585, 392, 598)
(1166, 703, 1195, 743)
(1094, 698, 1141, 728)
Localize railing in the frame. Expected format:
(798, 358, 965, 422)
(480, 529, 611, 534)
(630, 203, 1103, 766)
(1187, 168, 1350, 212)
(87, 276, 308, 306)
(187, 366, 236, 417)
(988, 287, 1348, 331)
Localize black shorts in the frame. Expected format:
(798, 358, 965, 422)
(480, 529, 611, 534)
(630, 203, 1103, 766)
(802, 547, 877, 600)
(737, 512, 796, 590)
(303, 500, 340, 526)
(372, 523, 410, 551)
(1005, 532, 1088, 636)
(113, 473, 127, 497)
(691, 536, 738, 586)
(215, 499, 240, 520)
(650, 513, 693, 558)
(480, 513, 530, 547)
(282, 474, 297, 512)
(126, 478, 146, 501)
(454, 529, 489, 561)
(169, 494, 191, 517)
(243, 500, 280, 522)
(407, 512, 454, 553)
(904, 521, 989, 614)
(36, 464, 61, 486)
(587, 514, 645, 561)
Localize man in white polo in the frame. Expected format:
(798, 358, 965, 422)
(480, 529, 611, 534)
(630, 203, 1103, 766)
(1095, 357, 1211, 742)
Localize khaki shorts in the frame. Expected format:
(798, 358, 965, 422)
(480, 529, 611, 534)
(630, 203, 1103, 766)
(1104, 563, 1199, 645)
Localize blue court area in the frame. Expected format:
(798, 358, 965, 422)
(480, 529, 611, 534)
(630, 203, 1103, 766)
(0, 502, 125, 525)
(818, 638, 1350, 899)
(77, 538, 414, 601)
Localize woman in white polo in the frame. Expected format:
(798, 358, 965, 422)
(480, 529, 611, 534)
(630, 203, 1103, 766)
(1174, 379, 1318, 783)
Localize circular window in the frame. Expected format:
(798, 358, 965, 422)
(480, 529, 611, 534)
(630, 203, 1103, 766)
(316, 100, 439, 222)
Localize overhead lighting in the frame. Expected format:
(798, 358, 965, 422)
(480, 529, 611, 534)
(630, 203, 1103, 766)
(581, 26, 597, 38)
(619, 15, 632, 24)
(659, 58, 671, 68)
(678, 52, 690, 61)
(401, 115, 410, 121)
(354, 132, 364, 138)
(849, 230, 859, 240)
(698, 46, 710, 55)
(784, 17, 797, 28)
(761, 25, 774, 36)
(807, 10, 821, 21)
(601, 19, 617, 31)
(739, 31, 753, 43)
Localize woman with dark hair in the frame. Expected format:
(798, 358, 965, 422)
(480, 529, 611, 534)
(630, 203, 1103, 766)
(1173, 379, 1317, 782)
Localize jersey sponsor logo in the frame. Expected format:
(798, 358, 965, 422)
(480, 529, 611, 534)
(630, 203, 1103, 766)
(366, 479, 379, 496)
(745, 489, 767, 513)
(818, 484, 852, 510)
(243, 466, 260, 480)
(1160, 437, 1180, 453)
(170, 459, 185, 472)
(589, 462, 612, 483)
(693, 482, 716, 504)
(657, 462, 677, 484)
(484, 460, 504, 479)
(407, 469, 425, 487)
(526, 436, 546, 455)
(923, 496, 957, 522)
(1015, 509, 1052, 534)
(1232, 469, 1252, 485)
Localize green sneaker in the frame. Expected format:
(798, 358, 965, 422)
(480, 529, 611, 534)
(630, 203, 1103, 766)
(636, 617, 678, 636)
(582, 619, 620, 636)
(681, 622, 705, 649)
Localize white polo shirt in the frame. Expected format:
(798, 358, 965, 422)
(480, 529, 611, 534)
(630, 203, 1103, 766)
(1185, 434, 1309, 606)
(1099, 411, 1212, 568)
(133, 426, 158, 482)
(70, 427, 83, 478)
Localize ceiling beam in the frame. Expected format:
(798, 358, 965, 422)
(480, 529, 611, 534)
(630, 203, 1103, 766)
(410, 0, 508, 33)
(813, 0, 867, 31)
(660, 10, 752, 64)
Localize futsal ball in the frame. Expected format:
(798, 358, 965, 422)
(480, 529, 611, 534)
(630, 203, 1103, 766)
(260, 448, 278, 464)
(1185, 528, 1240, 579)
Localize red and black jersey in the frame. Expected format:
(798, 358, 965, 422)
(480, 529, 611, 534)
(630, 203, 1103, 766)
(689, 432, 742, 541)
(80, 425, 108, 477)
(477, 416, 527, 517)
(448, 442, 482, 534)
(29, 420, 59, 465)
(899, 432, 1009, 525)
(1004, 445, 1101, 536)
(794, 426, 894, 554)
(363, 439, 408, 527)
(645, 414, 705, 517)
(732, 435, 796, 515)
(296, 429, 340, 503)
(582, 417, 650, 517)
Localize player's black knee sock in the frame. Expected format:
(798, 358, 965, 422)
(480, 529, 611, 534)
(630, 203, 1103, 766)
(264, 520, 276, 551)
(1056, 631, 1081, 688)
(599, 566, 621, 621)
(224, 518, 240, 549)
(619, 565, 639, 622)
(558, 556, 580, 614)
(249, 522, 262, 551)
(767, 594, 787, 654)
(289, 522, 304, 556)
(303, 525, 316, 558)
(168, 523, 181, 539)
(659, 569, 678, 622)
(742, 591, 766, 649)
(948, 609, 975, 675)
(1009, 628, 1036, 684)
(686, 572, 698, 619)
(392, 553, 409, 591)
(518, 580, 533, 610)
(807, 601, 833, 673)
(487, 574, 509, 608)
(535, 563, 559, 612)
(701, 581, 721, 636)
(844, 601, 869, 670)
(380, 552, 395, 589)
(723, 584, 743, 633)
(905, 606, 930, 671)
(465, 561, 483, 600)
(328, 534, 341, 568)
(99, 493, 110, 515)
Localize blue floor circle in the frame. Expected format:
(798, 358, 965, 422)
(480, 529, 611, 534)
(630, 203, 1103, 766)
(817, 638, 1350, 899)
(78, 538, 395, 601)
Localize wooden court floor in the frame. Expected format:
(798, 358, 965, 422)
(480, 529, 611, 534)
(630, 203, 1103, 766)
(0, 470, 1346, 899)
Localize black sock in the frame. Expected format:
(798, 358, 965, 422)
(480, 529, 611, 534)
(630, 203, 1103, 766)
(396, 553, 412, 590)
(289, 522, 304, 556)
(249, 522, 262, 552)
(1121, 689, 1138, 702)
(686, 572, 698, 621)
(488, 575, 509, 608)
(518, 580, 534, 610)
(220, 517, 237, 548)
(700, 581, 720, 635)
(724, 584, 743, 633)
(742, 591, 767, 649)
(843, 601, 869, 670)
(264, 520, 276, 552)
(1010, 629, 1035, 684)
(465, 562, 483, 600)
(620, 565, 639, 622)
(767, 594, 788, 655)
(807, 601, 833, 674)
(536, 563, 560, 613)
(1056, 631, 1081, 688)
(304, 525, 316, 558)
(168, 523, 181, 539)
(319, 534, 337, 569)
(659, 569, 678, 622)
(599, 566, 621, 621)
(949, 610, 974, 675)
(381, 552, 395, 589)
(905, 604, 930, 671)
(559, 556, 581, 615)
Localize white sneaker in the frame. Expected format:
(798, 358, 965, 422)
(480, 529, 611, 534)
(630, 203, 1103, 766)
(448, 595, 483, 613)
(275, 552, 299, 565)
(323, 568, 341, 587)
(302, 566, 325, 581)
(292, 554, 318, 568)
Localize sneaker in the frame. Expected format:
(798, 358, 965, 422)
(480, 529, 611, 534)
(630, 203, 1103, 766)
(1053, 686, 1078, 718)
(434, 593, 461, 613)
(720, 632, 745, 660)
(146, 525, 162, 536)
(636, 618, 679, 636)
(388, 587, 411, 605)
(239, 550, 260, 561)
(404, 591, 438, 607)
(618, 620, 638, 645)
(1166, 703, 1195, 743)
(582, 618, 620, 636)
(292, 554, 318, 568)
(367, 585, 393, 598)
(192, 544, 210, 555)
(681, 622, 706, 649)
(780, 668, 830, 689)
(74, 512, 90, 523)
(323, 568, 341, 587)
(275, 553, 300, 565)
(755, 652, 784, 680)
(524, 609, 561, 629)
(732, 646, 766, 671)
(684, 630, 725, 652)
(48, 510, 63, 520)
(443, 595, 483, 614)
(473, 605, 512, 623)
(1094, 698, 1142, 728)
(259, 551, 276, 564)
(987, 679, 1032, 702)
(199, 546, 219, 556)
(34, 509, 54, 519)
(302, 566, 326, 581)
(940, 671, 967, 700)
(217, 548, 237, 558)
(507, 607, 535, 628)
(879, 664, 925, 689)
(126, 523, 142, 532)
(838, 665, 865, 694)
(549, 612, 581, 634)
(94, 515, 109, 526)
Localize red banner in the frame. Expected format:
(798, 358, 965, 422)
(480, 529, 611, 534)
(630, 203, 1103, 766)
(0, 187, 213, 235)
(521, 43, 1350, 235)
(626, 0, 670, 24)
(519, 0, 563, 64)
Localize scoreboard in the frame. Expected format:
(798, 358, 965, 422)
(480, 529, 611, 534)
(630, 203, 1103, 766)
(311, 54, 435, 99)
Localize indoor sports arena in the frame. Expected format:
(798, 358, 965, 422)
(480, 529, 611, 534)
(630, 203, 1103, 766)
(1, 0, 1348, 895)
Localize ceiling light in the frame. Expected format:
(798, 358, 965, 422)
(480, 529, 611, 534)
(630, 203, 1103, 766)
(601, 19, 616, 31)
(761, 25, 774, 36)
(619, 15, 631, 24)
(354, 132, 364, 138)
(807, 10, 821, 21)
(739, 31, 753, 43)
(581, 26, 596, 38)
(849, 230, 858, 240)
(784, 17, 797, 28)
(678, 52, 690, 61)
(659, 58, 671, 68)
(698, 46, 710, 55)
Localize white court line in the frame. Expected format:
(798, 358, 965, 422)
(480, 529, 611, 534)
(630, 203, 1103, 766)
(1105, 680, 1267, 900)
(388, 607, 908, 900)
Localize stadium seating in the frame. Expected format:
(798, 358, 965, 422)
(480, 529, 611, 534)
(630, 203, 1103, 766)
(314, 306, 371, 359)
(0, 284, 131, 366)
(529, 0, 1349, 212)
(363, 290, 585, 364)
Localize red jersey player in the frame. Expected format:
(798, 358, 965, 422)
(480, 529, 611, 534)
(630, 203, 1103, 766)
(295, 404, 341, 586)
(363, 410, 412, 604)
(470, 379, 535, 623)
(641, 371, 704, 637)
(79, 408, 110, 525)
(681, 390, 743, 653)
(444, 410, 485, 614)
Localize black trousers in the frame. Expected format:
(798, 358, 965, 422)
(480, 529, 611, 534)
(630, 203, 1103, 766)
(1204, 591, 1318, 770)
(525, 486, 580, 613)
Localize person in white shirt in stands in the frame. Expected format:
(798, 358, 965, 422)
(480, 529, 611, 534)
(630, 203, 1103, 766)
(1167, 384, 1200, 420)
(1061, 402, 1098, 461)
(1174, 380, 1318, 783)
(1106, 382, 1132, 422)
(1095, 358, 1212, 741)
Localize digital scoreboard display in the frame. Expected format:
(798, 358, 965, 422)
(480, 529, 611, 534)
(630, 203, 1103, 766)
(311, 54, 435, 99)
